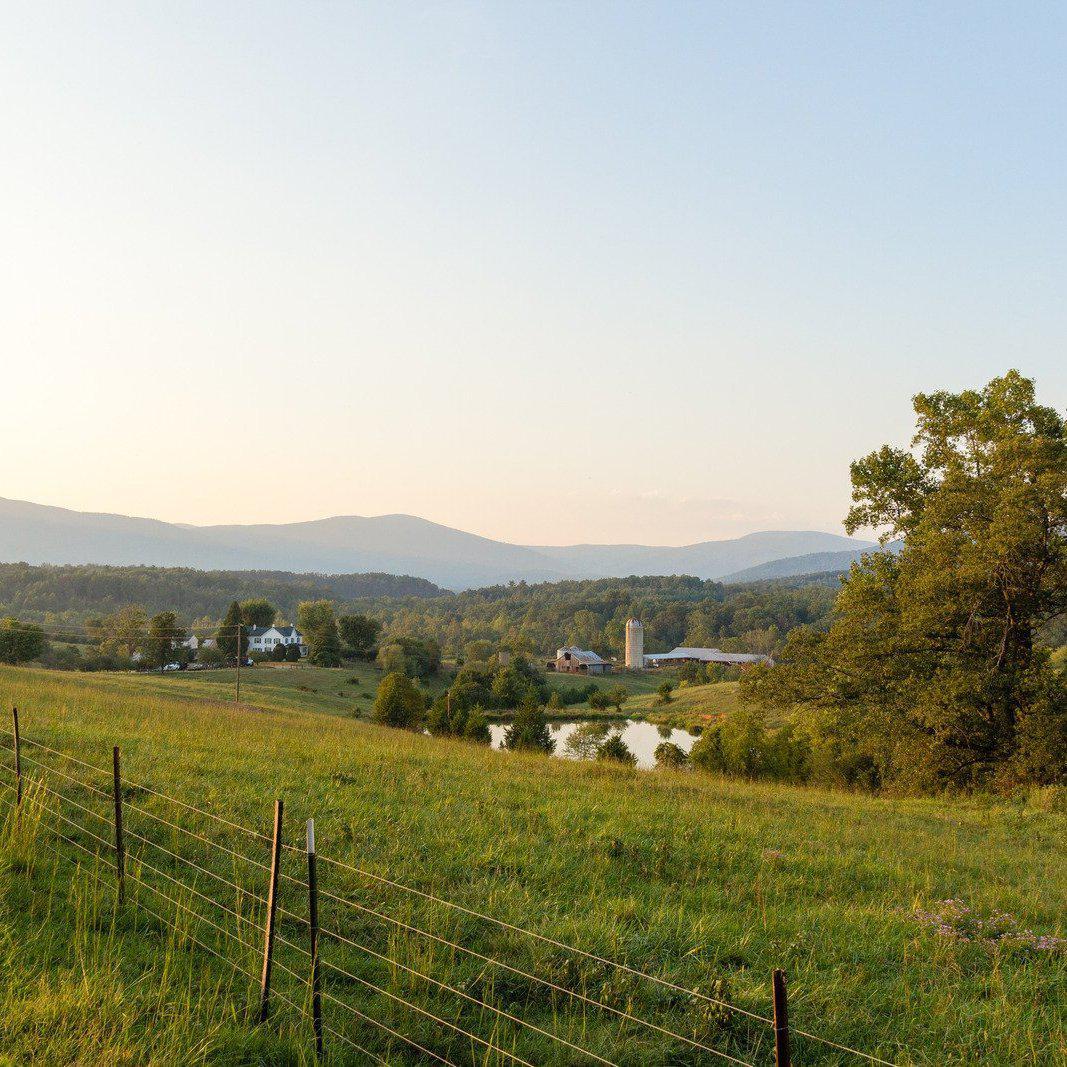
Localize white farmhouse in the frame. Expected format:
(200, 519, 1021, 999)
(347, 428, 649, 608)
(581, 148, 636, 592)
(245, 624, 307, 657)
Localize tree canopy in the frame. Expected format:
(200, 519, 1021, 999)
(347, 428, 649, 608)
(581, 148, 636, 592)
(744, 371, 1066, 790)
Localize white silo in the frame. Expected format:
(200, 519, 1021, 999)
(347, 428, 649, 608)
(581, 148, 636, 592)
(625, 619, 644, 670)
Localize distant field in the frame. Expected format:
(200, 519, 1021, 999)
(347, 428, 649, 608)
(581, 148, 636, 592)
(88, 661, 685, 721)
(0, 665, 1063, 1064)
(116, 660, 406, 718)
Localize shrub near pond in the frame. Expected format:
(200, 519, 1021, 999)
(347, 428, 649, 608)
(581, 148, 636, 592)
(372, 671, 425, 729)
(654, 741, 690, 770)
(504, 699, 555, 753)
(690, 705, 809, 783)
(596, 734, 637, 766)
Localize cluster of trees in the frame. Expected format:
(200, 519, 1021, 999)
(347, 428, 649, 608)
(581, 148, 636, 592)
(740, 372, 1066, 792)
(375, 635, 441, 678)
(370, 670, 491, 743)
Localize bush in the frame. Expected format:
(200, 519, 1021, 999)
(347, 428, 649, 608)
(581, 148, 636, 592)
(690, 706, 810, 783)
(462, 707, 491, 744)
(372, 672, 425, 729)
(504, 700, 555, 753)
(284, 643, 302, 662)
(654, 741, 690, 769)
(270, 642, 288, 662)
(588, 690, 613, 711)
(0, 618, 47, 664)
(656, 681, 675, 705)
(596, 734, 637, 766)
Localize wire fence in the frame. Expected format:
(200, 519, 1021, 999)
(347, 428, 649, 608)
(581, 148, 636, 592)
(0, 709, 899, 1066)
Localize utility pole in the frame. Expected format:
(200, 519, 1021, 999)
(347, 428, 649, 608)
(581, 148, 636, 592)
(235, 622, 242, 704)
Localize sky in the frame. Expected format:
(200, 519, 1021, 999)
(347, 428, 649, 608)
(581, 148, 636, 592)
(1, 3, 1064, 547)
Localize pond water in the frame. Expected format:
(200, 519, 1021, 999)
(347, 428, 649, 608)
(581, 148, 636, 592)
(488, 719, 698, 770)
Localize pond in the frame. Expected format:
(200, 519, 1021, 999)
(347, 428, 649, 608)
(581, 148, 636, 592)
(488, 719, 699, 770)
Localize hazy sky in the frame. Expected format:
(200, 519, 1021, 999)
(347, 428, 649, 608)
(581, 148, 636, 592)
(2, 3, 1064, 546)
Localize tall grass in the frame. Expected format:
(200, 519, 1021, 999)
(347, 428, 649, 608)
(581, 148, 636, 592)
(0, 665, 1063, 1064)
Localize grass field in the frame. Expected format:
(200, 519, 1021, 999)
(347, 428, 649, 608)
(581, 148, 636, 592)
(0, 665, 1063, 1065)
(103, 660, 698, 723)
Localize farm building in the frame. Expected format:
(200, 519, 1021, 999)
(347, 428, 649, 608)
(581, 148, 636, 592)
(246, 625, 307, 656)
(548, 646, 613, 675)
(643, 647, 772, 669)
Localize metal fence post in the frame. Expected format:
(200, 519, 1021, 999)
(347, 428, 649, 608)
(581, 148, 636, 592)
(12, 707, 22, 808)
(773, 968, 791, 1067)
(112, 746, 125, 906)
(307, 818, 323, 1058)
(258, 798, 283, 1022)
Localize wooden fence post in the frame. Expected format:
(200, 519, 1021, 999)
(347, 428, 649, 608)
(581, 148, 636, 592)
(12, 707, 22, 808)
(773, 968, 791, 1067)
(258, 798, 283, 1022)
(307, 819, 323, 1058)
(112, 747, 125, 906)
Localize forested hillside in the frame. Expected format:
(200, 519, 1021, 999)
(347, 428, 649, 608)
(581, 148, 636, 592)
(1, 562, 838, 658)
(0, 563, 441, 628)
(371, 574, 838, 657)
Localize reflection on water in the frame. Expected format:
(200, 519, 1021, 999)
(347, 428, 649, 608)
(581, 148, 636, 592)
(488, 719, 698, 770)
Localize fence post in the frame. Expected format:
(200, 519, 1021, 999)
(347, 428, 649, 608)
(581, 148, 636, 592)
(307, 818, 323, 1058)
(773, 968, 791, 1067)
(112, 746, 125, 906)
(12, 707, 22, 808)
(258, 798, 283, 1022)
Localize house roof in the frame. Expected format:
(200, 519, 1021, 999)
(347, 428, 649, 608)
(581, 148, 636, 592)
(245, 625, 301, 639)
(646, 647, 771, 665)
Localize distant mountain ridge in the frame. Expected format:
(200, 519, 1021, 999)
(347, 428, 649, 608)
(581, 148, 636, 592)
(0, 497, 875, 590)
(719, 541, 903, 583)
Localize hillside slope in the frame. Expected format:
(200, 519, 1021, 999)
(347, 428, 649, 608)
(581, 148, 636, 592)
(0, 666, 1062, 1064)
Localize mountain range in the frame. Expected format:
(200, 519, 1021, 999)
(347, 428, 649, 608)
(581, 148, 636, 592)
(0, 497, 876, 590)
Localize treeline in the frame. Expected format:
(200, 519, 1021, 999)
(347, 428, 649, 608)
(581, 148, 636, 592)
(0, 563, 442, 629)
(367, 575, 837, 659)
(0, 562, 838, 660)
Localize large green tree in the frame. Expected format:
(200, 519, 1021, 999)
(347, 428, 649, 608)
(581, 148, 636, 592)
(337, 614, 382, 657)
(298, 600, 342, 667)
(146, 611, 187, 671)
(239, 598, 277, 629)
(372, 671, 425, 728)
(87, 606, 149, 661)
(745, 371, 1066, 790)
(216, 601, 248, 659)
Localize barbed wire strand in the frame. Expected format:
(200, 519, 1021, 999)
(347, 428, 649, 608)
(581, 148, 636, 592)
(12, 744, 275, 882)
(320, 982, 500, 1067)
(14, 734, 273, 842)
(16, 764, 113, 824)
(318, 925, 626, 1067)
(292, 872, 757, 1064)
(311, 850, 771, 1025)
(13, 750, 112, 798)
(267, 953, 452, 1067)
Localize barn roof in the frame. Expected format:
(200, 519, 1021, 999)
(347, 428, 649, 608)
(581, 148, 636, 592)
(556, 646, 609, 665)
(646, 647, 770, 665)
